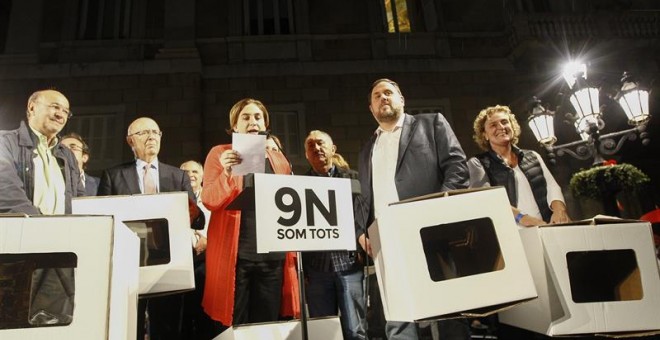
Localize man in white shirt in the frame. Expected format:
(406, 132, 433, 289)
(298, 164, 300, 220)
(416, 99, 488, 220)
(358, 79, 470, 340)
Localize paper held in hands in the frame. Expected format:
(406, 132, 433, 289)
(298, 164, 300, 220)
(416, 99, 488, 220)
(231, 133, 266, 176)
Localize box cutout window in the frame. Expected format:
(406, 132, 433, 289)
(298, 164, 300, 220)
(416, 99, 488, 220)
(567, 249, 642, 303)
(0, 253, 77, 330)
(123, 218, 171, 267)
(420, 217, 504, 282)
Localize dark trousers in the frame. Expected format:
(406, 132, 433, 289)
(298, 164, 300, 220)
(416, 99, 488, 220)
(387, 319, 471, 340)
(181, 255, 217, 339)
(232, 258, 283, 325)
(137, 294, 184, 340)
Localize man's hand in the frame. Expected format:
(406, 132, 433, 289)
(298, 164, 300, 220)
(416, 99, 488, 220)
(550, 210, 570, 224)
(188, 197, 204, 229)
(358, 234, 372, 257)
(520, 214, 547, 227)
(550, 200, 571, 224)
(194, 235, 207, 255)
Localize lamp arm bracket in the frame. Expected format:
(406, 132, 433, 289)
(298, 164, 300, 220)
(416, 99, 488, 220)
(598, 128, 640, 156)
(551, 138, 589, 151)
(553, 143, 594, 160)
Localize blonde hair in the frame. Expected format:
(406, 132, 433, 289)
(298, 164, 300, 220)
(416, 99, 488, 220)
(269, 134, 284, 150)
(332, 153, 350, 170)
(472, 105, 521, 151)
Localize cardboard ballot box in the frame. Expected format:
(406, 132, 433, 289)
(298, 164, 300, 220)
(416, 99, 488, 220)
(0, 215, 139, 340)
(73, 192, 195, 296)
(368, 187, 537, 322)
(215, 316, 342, 340)
(499, 218, 660, 336)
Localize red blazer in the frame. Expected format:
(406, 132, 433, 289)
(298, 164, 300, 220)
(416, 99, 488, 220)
(201, 144, 300, 326)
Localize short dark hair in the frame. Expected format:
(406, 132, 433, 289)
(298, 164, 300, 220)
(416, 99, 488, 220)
(60, 132, 90, 155)
(368, 78, 403, 104)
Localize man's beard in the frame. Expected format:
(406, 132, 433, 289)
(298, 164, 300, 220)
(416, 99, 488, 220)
(377, 104, 402, 123)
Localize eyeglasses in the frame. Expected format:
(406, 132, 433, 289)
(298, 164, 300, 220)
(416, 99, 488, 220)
(36, 101, 73, 118)
(128, 129, 163, 137)
(64, 144, 84, 152)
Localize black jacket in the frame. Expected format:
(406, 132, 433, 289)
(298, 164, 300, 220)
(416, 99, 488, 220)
(358, 113, 469, 232)
(0, 121, 84, 214)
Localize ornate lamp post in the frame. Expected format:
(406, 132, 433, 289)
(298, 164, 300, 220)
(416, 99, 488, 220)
(527, 63, 651, 166)
(527, 63, 652, 217)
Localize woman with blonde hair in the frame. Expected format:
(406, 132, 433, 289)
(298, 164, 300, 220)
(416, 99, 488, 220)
(468, 105, 570, 227)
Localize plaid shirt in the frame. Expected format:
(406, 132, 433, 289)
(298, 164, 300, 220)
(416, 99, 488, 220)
(302, 166, 362, 272)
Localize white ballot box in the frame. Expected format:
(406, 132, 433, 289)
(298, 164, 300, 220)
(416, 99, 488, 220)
(73, 192, 195, 295)
(368, 187, 537, 322)
(0, 215, 139, 340)
(499, 218, 660, 336)
(215, 316, 342, 340)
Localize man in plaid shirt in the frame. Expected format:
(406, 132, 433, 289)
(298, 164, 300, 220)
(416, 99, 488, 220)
(302, 130, 367, 340)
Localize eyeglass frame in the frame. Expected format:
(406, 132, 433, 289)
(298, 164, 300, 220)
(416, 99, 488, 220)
(127, 129, 163, 138)
(63, 143, 85, 153)
(34, 101, 73, 118)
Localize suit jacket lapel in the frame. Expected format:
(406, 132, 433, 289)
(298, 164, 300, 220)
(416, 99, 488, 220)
(158, 165, 173, 193)
(396, 114, 416, 172)
(122, 162, 141, 194)
(366, 132, 377, 190)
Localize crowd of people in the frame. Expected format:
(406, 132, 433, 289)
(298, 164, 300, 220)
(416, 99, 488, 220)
(0, 79, 572, 340)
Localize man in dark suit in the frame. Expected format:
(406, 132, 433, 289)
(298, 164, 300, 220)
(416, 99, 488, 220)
(98, 117, 204, 340)
(358, 79, 470, 340)
(61, 132, 99, 196)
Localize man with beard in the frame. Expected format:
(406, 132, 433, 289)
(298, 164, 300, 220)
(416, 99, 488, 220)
(98, 117, 204, 340)
(302, 130, 367, 340)
(358, 79, 470, 340)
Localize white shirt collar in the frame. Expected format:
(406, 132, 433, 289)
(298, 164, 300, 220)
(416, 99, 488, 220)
(136, 158, 159, 170)
(375, 112, 405, 135)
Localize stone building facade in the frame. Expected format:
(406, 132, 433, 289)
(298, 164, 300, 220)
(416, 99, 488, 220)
(1, 0, 658, 218)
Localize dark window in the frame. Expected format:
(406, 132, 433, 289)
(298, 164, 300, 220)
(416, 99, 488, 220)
(77, 0, 132, 40)
(144, 0, 164, 39)
(61, 111, 124, 174)
(521, 0, 552, 13)
(244, 0, 295, 35)
(0, 0, 11, 52)
(269, 110, 303, 159)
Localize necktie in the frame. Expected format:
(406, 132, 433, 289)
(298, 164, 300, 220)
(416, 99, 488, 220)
(143, 164, 157, 194)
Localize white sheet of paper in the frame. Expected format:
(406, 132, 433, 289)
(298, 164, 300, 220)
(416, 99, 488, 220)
(232, 133, 266, 176)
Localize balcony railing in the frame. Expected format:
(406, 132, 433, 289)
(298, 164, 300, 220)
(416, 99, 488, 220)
(509, 11, 660, 48)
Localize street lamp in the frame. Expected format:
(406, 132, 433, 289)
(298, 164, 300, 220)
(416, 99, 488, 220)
(527, 63, 651, 166)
